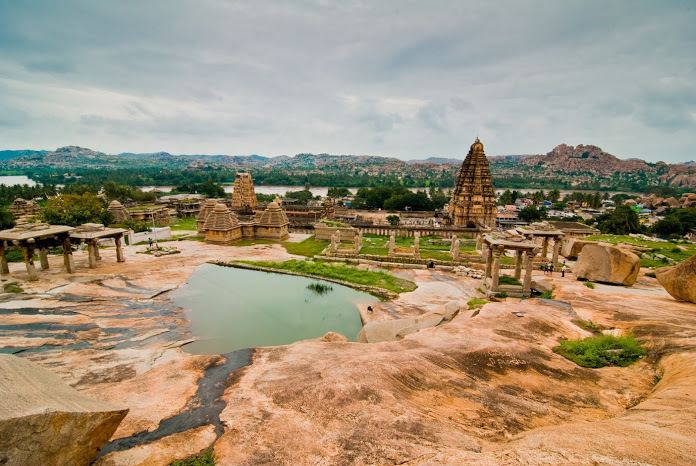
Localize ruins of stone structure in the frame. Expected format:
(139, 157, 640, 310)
(231, 173, 257, 213)
(70, 223, 127, 268)
(203, 203, 242, 244)
(448, 138, 496, 228)
(9, 198, 40, 223)
(451, 235, 461, 261)
(200, 201, 290, 243)
(107, 200, 131, 223)
(321, 197, 335, 218)
(255, 201, 289, 240)
(0, 223, 75, 280)
(482, 230, 538, 297)
(515, 221, 565, 268)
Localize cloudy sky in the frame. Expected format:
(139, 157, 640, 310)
(0, 1, 694, 162)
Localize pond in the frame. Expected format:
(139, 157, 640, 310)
(171, 264, 376, 354)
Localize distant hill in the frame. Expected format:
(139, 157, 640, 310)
(2, 144, 694, 189)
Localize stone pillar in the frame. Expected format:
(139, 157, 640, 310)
(514, 250, 523, 279)
(476, 233, 483, 252)
(94, 241, 101, 261)
(115, 235, 125, 263)
(39, 248, 50, 270)
(541, 237, 549, 259)
(63, 239, 75, 273)
(491, 248, 501, 292)
(22, 246, 38, 281)
(0, 242, 9, 275)
(88, 242, 98, 269)
(413, 232, 420, 259)
(388, 233, 395, 257)
(523, 249, 536, 296)
(552, 237, 561, 269)
(485, 245, 493, 278)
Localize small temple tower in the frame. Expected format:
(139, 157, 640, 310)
(197, 199, 218, 233)
(203, 203, 242, 243)
(107, 200, 131, 223)
(231, 173, 257, 213)
(255, 201, 289, 240)
(448, 137, 496, 228)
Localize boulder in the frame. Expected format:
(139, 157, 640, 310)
(575, 243, 640, 286)
(656, 254, 696, 303)
(357, 312, 447, 343)
(320, 331, 349, 342)
(0, 355, 128, 466)
(561, 239, 594, 260)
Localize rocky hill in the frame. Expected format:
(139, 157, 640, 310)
(522, 144, 657, 176)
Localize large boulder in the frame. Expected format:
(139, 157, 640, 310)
(656, 254, 696, 303)
(561, 239, 594, 260)
(357, 305, 461, 343)
(0, 355, 128, 466)
(575, 243, 640, 286)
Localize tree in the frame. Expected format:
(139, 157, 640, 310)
(519, 205, 547, 223)
(0, 208, 14, 230)
(652, 208, 696, 237)
(42, 193, 112, 226)
(284, 189, 315, 205)
(596, 205, 641, 235)
(327, 187, 351, 198)
(548, 189, 561, 203)
(386, 214, 400, 226)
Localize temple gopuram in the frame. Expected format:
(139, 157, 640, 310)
(231, 172, 257, 213)
(447, 137, 496, 228)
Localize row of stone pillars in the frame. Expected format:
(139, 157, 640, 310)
(0, 235, 125, 281)
(483, 244, 538, 296)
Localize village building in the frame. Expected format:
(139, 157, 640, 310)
(447, 138, 497, 228)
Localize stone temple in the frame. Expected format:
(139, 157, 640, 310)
(231, 173, 257, 213)
(448, 137, 496, 228)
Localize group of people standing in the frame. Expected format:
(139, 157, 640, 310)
(540, 261, 569, 277)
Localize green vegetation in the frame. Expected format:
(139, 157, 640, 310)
(498, 275, 521, 286)
(307, 282, 333, 294)
(494, 292, 508, 299)
(42, 193, 111, 226)
(572, 319, 601, 334)
(539, 290, 554, 299)
(584, 281, 596, 289)
(586, 234, 696, 267)
(386, 214, 400, 226)
(554, 334, 646, 368)
(170, 217, 198, 231)
(593, 205, 641, 235)
(359, 234, 475, 261)
(170, 448, 214, 466)
(284, 189, 317, 205)
(241, 259, 417, 294)
(351, 186, 448, 211)
(172, 180, 225, 197)
(327, 187, 351, 198)
(518, 205, 547, 222)
(467, 297, 488, 309)
(282, 237, 329, 257)
(651, 208, 696, 238)
(3, 282, 23, 293)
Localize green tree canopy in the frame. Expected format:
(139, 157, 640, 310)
(42, 193, 112, 226)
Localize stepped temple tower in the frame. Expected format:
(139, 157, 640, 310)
(231, 172, 257, 213)
(448, 137, 496, 228)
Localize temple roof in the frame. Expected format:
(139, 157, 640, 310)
(203, 203, 240, 231)
(257, 201, 289, 226)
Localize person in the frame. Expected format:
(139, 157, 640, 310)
(367, 306, 373, 313)
(427, 260, 434, 269)
(148, 237, 153, 249)
(561, 262, 567, 278)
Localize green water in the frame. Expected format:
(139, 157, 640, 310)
(172, 264, 376, 354)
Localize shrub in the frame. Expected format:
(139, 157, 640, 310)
(170, 448, 214, 466)
(494, 292, 508, 299)
(467, 297, 488, 309)
(307, 282, 333, 295)
(540, 290, 554, 299)
(554, 335, 646, 368)
(584, 281, 595, 289)
(573, 319, 601, 334)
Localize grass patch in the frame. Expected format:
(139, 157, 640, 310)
(3, 282, 23, 293)
(539, 290, 554, 299)
(307, 282, 333, 294)
(282, 237, 329, 257)
(359, 234, 477, 259)
(572, 319, 601, 334)
(170, 217, 198, 231)
(584, 281, 596, 289)
(498, 275, 521, 286)
(586, 234, 696, 267)
(554, 334, 646, 368)
(240, 259, 417, 294)
(494, 292, 508, 299)
(467, 297, 488, 309)
(170, 448, 214, 466)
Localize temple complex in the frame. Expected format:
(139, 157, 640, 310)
(199, 200, 290, 243)
(231, 172, 257, 213)
(447, 137, 496, 228)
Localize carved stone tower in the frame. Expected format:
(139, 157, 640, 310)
(231, 172, 257, 213)
(448, 137, 496, 228)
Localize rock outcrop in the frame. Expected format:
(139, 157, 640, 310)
(575, 243, 640, 286)
(561, 239, 594, 260)
(656, 254, 696, 303)
(358, 301, 461, 343)
(0, 355, 128, 466)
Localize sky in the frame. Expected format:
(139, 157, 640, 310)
(0, 0, 695, 162)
